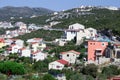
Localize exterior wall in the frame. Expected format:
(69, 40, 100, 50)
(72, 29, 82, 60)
(76, 30, 85, 41)
(88, 41, 108, 61)
(86, 28, 97, 38)
(15, 40, 24, 47)
(0, 43, 5, 48)
(33, 52, 47, 61)
(66, 31, 76, 41)
(32, 43, 39, 52)
(61, 52, 78, 64)
(21, 49, 31, 57)
(38, 43, 46, 51)
(49, 61, 64, 70)
(19, 24, 27, 30)
(69, 23, 85, 30)
(11, 45, 22, 53)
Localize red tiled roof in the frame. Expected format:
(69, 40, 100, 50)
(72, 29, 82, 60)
(0, 38, 5, 43)
(9, 38, 18, 41)
(32, 50, 41, 54)
(19, 47, 26, 50)
(7, 48, 12, 50)
(32, 42, 38, 44)
(61, 50, 80, 55)
(34, 38, 42, 40)
(57, 59, 68, 65)
(10, 44, 16, 47)
(114, 44, 120, 46)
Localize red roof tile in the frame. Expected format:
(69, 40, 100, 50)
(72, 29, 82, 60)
(19, 47, 26, 50)
(31, 42, 38, 44)
(61, 50, 80, 55)
(57, 59, 68, 65)
(32, 50, 41, 54)
(0, 38, 5, 43)
(34, 38, 42, 40)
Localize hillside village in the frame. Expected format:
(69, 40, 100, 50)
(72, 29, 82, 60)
(0, 6, 120, 80)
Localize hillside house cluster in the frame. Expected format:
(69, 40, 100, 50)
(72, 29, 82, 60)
(55, 23, 120, 65)
(0, 21, 120, 78)
(0, 21, 39, 38)
(0, 38, 47, 62)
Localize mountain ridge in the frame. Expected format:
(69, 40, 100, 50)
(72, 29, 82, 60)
(0, 6, 54, 21)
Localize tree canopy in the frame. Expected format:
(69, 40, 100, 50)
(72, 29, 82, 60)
(0, 61, 26, 75)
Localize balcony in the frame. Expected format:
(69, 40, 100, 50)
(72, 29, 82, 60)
(95, 50, 102, 56)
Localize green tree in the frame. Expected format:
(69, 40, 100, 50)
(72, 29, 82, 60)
(70, 73, 84, 80)
(86, 75, 94, 80)
(82, 64, 98, 78)
(32, 60, 48, 73)
(102, 65, 119, 77)
(0, 61, 26, 75)
(43, 74, 56, 80)
(97, 73, 107, 80)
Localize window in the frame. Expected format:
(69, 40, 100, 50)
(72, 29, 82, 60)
(56, 66, 60, 68)
(90, 43, 92, 45)
(67, 54, 69, 57)
(102, 43, 105, 46)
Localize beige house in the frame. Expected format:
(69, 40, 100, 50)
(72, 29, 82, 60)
(60, 50, 80, 64)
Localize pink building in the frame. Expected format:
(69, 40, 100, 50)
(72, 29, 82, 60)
(88, 40, 108, 61)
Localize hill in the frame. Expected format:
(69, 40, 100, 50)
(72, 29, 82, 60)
(13, 6, 120, 40)
(0, 6, 54, 21)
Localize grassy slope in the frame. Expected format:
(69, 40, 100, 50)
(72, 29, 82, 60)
(16, 29, 63, 41)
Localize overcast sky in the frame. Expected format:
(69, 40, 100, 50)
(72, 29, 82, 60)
(0, 0, 120, 11)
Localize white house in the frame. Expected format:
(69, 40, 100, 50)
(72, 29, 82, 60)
(27, 38, 43, 43)
(60, 50, 80, 64)
(49, 59, 68, 70)
(0, 22, 14, 29)
(85, 27, 97, 38)
(7, 44, 22, 54)
(50, 21, 61, 27)
(64, 23, 85, 41)
(28, 24, 39, 30)
(32, 51, 47, 61)
(69, 23, 85, 30)
(18, 48, 31, 57)
(76, 27, 97, 45)
(15, 39, 24, 47)
(15, 22, 27, 30)
(27, 38, 46, 51)
(5, 39, 24, 47)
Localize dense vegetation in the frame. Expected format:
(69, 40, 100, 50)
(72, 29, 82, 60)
(13, 8, 120, 35)
(53, 9, 120, 31)
(0, 61, 26, 75)
(16, 29, 63, 41)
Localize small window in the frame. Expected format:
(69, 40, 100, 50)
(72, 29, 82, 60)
(56, 66, 60, 68)
(102, 43, 104, 46)
(90, 43, 92, 45)
(67, 54, 69, 57)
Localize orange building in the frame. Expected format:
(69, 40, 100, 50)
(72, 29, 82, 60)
(88, 40, 108, 61)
